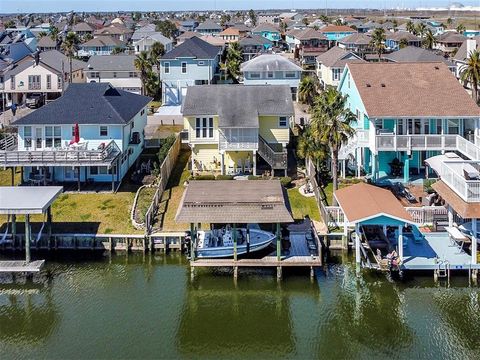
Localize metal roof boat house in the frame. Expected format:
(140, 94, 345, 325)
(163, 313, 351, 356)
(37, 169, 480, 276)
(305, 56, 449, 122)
(0, 83, 151, 191)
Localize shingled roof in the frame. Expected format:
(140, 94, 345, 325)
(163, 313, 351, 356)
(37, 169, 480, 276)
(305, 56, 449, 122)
(86, 55, 136, 71)
(346, 62, 480, 118)
(384, 46, 455, 67)
(13, 83, 151, 126)
(316, 46, 364, 68)
(175, 180, 294, 224)
(161, 36, 220, 60)
(182, 85, 294, 128)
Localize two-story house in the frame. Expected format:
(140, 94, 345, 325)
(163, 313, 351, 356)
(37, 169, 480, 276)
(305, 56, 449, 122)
(77, 36, 126, 57)
(435, 32, 467, 54)
(159, 36, 221, 105)
(239, 35, 273, 61)
(385, 31, 422, 51)
(337, 33, 372, 56)
(36, 36, 57, 51)
(1, 50, 85, 106)
(338, 62, 480, 183)
(241, 54, 302, 100)
(72, 22, 95, 38)
(319, 25, 356, 42)
(251, 23, 281, 45)
(181, 84, 294, 176)
(132, 32, 173, 54)
(453, 37, 479, 84)
(384, 46, 456, 74)
(0, 83, 151, 191)
(316, 46, 364, 89)
(85, 55, 141, 94)
(94, 24, 133, 42)
(287, 28, 329, 66)
(218, 28, 240, 43)
(195, 20, 223, 36)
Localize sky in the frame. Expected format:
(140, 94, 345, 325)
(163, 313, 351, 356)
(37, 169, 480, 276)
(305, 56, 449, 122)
(1, 0, 480, 14)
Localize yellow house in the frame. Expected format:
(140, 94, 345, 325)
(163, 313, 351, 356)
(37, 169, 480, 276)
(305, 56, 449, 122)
(182, 85, 295, 176)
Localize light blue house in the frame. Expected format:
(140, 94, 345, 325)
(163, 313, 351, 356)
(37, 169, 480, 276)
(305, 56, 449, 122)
(77, 36, 126, 57)
(2, 83, 151, 191)
(251, 23, 281, 45)
(319, 25, 356, 42)
(240, 54, 303, 100)
(337, 62, 480, 183)
(159, 37, 221, 105)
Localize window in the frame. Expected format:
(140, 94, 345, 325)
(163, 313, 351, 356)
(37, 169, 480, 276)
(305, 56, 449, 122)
(24, 126, 32, 148)
(285, 71, 296, 78)
(279, 116, 288, 128)
(164, 62, 170, 74)
(447, 119, 460, 135)
(90, 166, 99, 175)
(10, 75, 15, 90)
(129, 72, 138, 78)
(100, 126, 108, 136)
(35, 127, 43, 149)
(249, 72, 261, 79)
(90, 72, 100, 78)
(99, 166, 111, 175)
(332, 68, 342, 81)
(113, 72, 117, 78)
(181, 62, 187, 74)
(198, 61, 205, 65)
(28, 75, 41, 90)
(195, 117, 214, 138)
(45, 126, 62, 148)
(57, 76, 62, 89)
(46, 74, 51, 89)
(267, 71, 274, 78)
(348, 73, 351, 88)
(131, 121, 135, 129)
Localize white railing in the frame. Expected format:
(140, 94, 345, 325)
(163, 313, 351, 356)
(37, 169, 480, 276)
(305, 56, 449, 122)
(324, 206, 345, 227)
(439, 161, 480, 202)
(338, 129, 370, 160)
(456, 136, 480, 161)
(218, 128, 259, 151)
(356, 129, 369, 146)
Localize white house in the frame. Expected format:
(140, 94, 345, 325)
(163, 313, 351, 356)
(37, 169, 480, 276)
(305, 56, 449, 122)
(316, 46, 364, 89)
(132, 32, 173, 54)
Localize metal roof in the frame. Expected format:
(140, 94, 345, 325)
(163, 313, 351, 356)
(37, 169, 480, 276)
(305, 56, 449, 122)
(0, 186, 63, 214)
(175, 180, 293, 224)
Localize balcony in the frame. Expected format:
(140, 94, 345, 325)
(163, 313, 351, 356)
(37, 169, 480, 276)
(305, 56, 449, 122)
(219, 128, 259, 151)
(0, 138, 121, 167)
(439, 161, 480, 202)
(376, 134, 459, 152)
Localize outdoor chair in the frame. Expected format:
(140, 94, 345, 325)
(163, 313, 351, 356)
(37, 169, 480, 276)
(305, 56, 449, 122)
(236, 160, 243, 174)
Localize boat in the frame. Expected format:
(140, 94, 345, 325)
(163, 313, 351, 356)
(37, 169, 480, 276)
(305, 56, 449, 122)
(194, 226, 276, 259)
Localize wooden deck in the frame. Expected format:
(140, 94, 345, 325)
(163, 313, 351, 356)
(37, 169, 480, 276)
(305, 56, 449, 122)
(190, 256, 322, 268)
(0, 260, 45, 273)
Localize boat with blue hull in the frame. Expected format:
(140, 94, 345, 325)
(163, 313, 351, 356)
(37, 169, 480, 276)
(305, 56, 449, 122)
(195, 227, 275, 259)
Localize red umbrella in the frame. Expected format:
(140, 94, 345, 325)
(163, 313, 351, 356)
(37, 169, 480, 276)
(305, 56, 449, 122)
(73, 123, 80, 144)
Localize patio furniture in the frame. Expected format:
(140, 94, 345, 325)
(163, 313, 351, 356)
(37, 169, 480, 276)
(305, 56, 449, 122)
(244, 158, 251, 174)
(445, 226, 469, 251)
(463, 164, 480, 180)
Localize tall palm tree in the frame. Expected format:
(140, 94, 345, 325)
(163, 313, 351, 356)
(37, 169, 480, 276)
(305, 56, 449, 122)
(149, 41, 165, 75)
(134, 51, 152, 96)
(423, 29, 436, 49)
(49, 26, 61, 49)
(446, 17, 453, 28)
(370, 28, 386, 60)
(297, 125, 328, 174)
(225, 42, 243, 82)
(310, 88, 356, 204)
(37, 31, 48, 38)
(416, 23, 427, 38)
(456, 23, 466, 34)
(460, 49, 480, 103)
(61, 32, 79, 83)
(399, 38, 409, 49)
(298, 75, 318, 107)
(406, 20, 415, 34)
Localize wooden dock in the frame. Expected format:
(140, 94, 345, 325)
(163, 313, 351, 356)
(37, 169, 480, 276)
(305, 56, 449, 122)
(190, 256, 322, 268)
(0, 260, 45, 273)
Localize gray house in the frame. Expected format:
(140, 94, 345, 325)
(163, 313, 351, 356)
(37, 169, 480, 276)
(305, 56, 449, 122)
(159, 37, 221, 105)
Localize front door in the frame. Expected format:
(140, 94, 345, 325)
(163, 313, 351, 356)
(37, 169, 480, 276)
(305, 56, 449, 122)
(64, 167, 78, 181)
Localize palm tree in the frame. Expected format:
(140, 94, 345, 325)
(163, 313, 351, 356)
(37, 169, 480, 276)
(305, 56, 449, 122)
(144, 71, 160, 98)
(225, 42, 243, 82)
(134, 51, 152, 96)
(446, 17, 453, 28)
(460, 49, 480, 103)
(416, 23, 427, 38)
(423, 29, 436, 49)
(298, 75, 318, 107)
(370, 28, 386, 60)
(406, 20, 415, 34)
(399, 38, 409, 49)
(149, 41, 165, 76)
(456, 23, 466, 34)
(310, 88, 356, 204)
(49, 26, 60, 49)
(61, 32, 79, 83)
(297, 125, 328, 173)
(37, 31, 48, 38)
(111, 47, 124, 55)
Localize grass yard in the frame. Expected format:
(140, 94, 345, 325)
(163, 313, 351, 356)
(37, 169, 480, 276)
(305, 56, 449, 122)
(287, 187, 320, 222)
(0, 167, 21, 186)
(154, 125, 184, 139)
(134, 186, 157, 224)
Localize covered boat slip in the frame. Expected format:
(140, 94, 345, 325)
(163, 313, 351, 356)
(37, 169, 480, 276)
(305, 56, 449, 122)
(175, 180, 322, 277)
(334, 183, 480, 275)
(0, 186, 63, 272)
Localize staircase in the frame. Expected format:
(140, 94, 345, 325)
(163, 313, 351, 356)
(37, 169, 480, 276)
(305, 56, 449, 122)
(257, 135, 287, 171)
(0, 133, 17, 151)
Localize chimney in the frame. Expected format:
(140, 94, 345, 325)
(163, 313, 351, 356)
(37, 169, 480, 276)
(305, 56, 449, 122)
(466, 38, 477, 57)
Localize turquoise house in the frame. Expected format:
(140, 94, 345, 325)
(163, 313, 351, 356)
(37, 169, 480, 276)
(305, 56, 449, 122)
(319, 25, 356, 42)
(337, 62, 480, 183)
(251, 23, 281, 45)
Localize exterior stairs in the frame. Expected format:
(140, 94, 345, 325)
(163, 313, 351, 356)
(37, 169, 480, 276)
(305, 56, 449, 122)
(257, 135, 287, 171)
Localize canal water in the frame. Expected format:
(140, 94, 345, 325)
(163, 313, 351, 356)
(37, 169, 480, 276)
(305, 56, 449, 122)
(1, 251, 480, 359)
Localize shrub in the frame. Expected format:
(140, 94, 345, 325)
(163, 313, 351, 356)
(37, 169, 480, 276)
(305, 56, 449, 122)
(216, 175, 235, 180)
(424, 179, 436, 194)
(194, 175, 216, 180)
(280, 176, 292, 188)
(157, 135, 176, 165)
(247, 175, 262, 180)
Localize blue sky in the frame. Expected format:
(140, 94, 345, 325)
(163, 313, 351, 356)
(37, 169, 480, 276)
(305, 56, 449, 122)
(1, 0, 479, 13)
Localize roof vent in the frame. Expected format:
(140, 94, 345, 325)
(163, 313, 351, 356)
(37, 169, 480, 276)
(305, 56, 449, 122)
(366, 83, 371, 87)
(381, 83, 386, 87)
(434, 65, 439, 70)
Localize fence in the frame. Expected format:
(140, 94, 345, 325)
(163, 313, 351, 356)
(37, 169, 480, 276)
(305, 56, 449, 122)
(144, 134, 181, 234)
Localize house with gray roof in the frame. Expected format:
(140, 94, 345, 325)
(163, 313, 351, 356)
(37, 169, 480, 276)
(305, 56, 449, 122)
(72, 22, 95, 37)
(316, 46, 364, 88)
(132, 32, 173, 54)
(195, 20, 223, 36)
(384, 46, 456, 73)
(337, 33, 371, 55)
(85, 55, 141, 94)
(5, 83, 151, 189)
(159, 36, 222, 105)
(385, 31, 422, 51)
(1, 50, 86, 106)
(77, 36, 126, 57)
(241, 54, 302, 100)
(182, 84, 294, 175)
(239, 34, 273, 61)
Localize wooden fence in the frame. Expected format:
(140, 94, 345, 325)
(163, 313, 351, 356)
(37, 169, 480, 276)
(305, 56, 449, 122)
(144, 134, 181, 234)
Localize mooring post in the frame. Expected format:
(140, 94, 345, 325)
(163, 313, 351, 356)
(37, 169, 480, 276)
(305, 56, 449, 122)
(25, 214, 31, 263)
(233, 223, 238, 262)
(46, 206, 52, 248)
(109, 236, 113, 252)
(11, 214, 16, 249)
(277, 266, 282, 281)
(276, 223, 281, 262)
(234, 266, 238, 279)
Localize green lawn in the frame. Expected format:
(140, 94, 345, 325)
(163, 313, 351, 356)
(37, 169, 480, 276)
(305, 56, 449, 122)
(0, 168, 21, 186)
(134, 186, 157, 224)
(287, 187, 320, 222)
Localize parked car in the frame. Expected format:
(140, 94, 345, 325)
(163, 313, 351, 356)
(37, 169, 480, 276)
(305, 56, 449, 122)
(26, 93, 44, 108)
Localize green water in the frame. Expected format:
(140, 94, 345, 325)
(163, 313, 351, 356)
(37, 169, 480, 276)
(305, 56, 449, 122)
(1, 252, 480, 359)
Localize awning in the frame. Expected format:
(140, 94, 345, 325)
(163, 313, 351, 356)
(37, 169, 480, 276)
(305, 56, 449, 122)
(424, 152, 460, 175)
(0, 186, 63, 214)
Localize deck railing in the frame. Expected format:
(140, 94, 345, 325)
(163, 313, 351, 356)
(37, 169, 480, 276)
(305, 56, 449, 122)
(258, 135, 287, 170)
(218, 128, 259, 151)
(0, 133, 17, 151)
(439, 161, 480, 202)
(0, 139, 121, 166)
